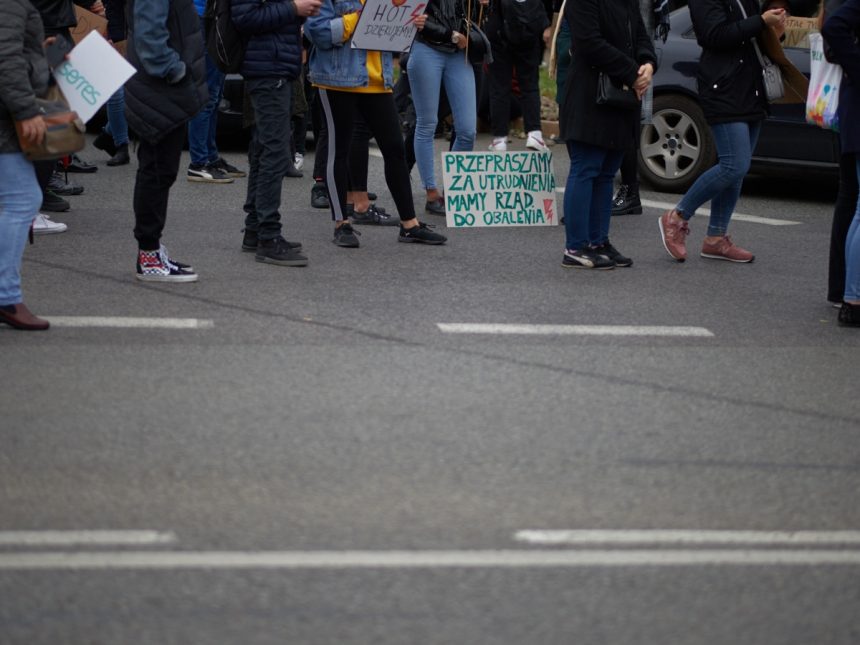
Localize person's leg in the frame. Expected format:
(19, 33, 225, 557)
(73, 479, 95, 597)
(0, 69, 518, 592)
(317, 88, 356, 224)
(243, 124, 261, 234)
(407, 41, 445, 193)
(611, 148, 643, 215)
(564, 141, 602, 251)
(0, 153, 42, 307)
(514, 42, 544, 143)
(487, 46, 513, 143)
(347, 114, 372, 206)
(133, 125, 185, 251)
(829, 152, 858, 303)
(441, 51, 476, 153)
(105, 87, 129, 147)
(590, 148, 625, 245)
(844, 158, 860, 304)
(205, 61, 225, 165)
(705, 120, 760, 238)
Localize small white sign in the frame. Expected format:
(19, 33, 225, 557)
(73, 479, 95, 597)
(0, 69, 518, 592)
(442, 151, 559, 228)
(351, 0, 426, 52)
(53, 31, 136, 123)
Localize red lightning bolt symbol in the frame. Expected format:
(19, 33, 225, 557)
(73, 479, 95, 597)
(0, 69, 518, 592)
(406, 3, 426, 25)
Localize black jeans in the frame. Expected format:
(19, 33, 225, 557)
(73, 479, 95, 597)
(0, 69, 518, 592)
(133, 124, 186, 250)
(487, 40, 542, 137)
(317, 89, 415, 222)
(829, 152, 859, 302)
(243, 77, 292, 241)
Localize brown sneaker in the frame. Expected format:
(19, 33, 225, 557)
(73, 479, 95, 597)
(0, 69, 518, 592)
(700, 236, 754, 263)
(658, 210, 689, 262)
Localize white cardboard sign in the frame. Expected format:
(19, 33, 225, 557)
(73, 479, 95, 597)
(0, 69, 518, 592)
(442, 151, 559, 228)
(53, 31, 136, 123)
(350, 0, 426, 52)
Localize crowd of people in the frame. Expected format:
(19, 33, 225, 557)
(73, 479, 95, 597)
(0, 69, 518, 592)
(1, 0, 858, 331)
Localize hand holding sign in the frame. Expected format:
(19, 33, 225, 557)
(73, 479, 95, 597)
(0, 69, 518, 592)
(351, 0, 427, 52)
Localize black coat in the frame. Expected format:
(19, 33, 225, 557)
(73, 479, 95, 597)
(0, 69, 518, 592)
(689, 0, 768, 125)
(822, 0, 860, 155)
(559, 0, 657, 151)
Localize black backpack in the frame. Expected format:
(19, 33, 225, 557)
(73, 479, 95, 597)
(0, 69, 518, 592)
(204, 0, 247, 74)
(499, 0, 549, 49)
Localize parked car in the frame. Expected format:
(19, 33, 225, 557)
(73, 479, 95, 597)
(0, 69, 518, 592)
(641, 6, 839, 192)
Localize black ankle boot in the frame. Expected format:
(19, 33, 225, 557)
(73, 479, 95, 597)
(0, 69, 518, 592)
(611, 184, 643, 216)
(106, 144, 130, 166)
(838, 302, 860, 327)
(93, 130, 118, 157)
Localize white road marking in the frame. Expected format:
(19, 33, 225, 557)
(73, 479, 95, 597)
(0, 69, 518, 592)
(437, 323, 714, 337)
(2, 550, 860, 570)
(45, 317, 214, 329)
(514, 530, 860, 546)
(0, 531, 177, 546)
(555, 189, 801, 226)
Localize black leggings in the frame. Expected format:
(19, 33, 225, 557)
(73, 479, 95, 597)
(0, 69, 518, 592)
(318, 89, 415, 222)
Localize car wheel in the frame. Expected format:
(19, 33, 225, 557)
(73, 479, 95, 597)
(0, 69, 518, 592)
(638, 94, 716, 193)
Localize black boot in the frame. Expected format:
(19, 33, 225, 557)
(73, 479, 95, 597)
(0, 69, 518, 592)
(93, 130, 118, 157)
(106, 144, 130, 167)
(611, 184, 642, 216)
(838, 302, 860, 327)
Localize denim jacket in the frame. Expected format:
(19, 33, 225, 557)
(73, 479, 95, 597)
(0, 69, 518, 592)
(131, 0, 186, 83)
(305, 0, 394, 89)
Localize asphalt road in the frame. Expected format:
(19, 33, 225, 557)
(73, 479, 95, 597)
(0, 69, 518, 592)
(1, 132, 858, 645)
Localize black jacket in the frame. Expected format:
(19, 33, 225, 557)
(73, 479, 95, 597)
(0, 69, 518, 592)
(822, 0, 860, 154)
(231, 0, 304, 80)
(689, 0, 768, 124)
(559, 0, 657, 150)
(30, 0, 99, 34)
(416, 0, 482, 52)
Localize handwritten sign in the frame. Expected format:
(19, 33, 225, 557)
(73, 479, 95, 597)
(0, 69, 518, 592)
(351, 0, 426, 52)
(53, 31, 136, 123)
(71, 6, 107, 45)
(442, 151, 559, 228)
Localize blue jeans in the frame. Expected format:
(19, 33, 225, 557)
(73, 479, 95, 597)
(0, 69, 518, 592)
(187, 29, 225, 166)
(563, 141, 624, 250)
(407, 41, 476, 190)
(105, 86, 129, 146)
(0, 153, 41, 306)
(844, 158, 860, 301)
(676, 120, 762, 236)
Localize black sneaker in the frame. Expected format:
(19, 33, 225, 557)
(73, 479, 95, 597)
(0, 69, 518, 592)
(593, 240, 633, 267)
(398, 222, 447, 245)
(311, 182, 330, 209)
(106, 144, 130, 167)
(838, 302, 860, 327)
(333, 223, 361, 247)
(93, 130, 118, 157)
(425, 197, 445, 215)
(187, 163, 234, 183)
(611, 184, 642, 216)
(66, 154, 97, 173)
(561, 247, 615, 269)
(351, 203, 397, 226)
(255, 236, 309, 266)
(242, 228, 302, 252)
(47, 171, 84, 196)
(41, 190, 70, 212)
(211, 157, 246, 178)
(284, 163, 303, 178)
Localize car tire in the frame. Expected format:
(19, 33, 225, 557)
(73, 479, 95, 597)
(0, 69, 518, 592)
(638, 94, 716, 193)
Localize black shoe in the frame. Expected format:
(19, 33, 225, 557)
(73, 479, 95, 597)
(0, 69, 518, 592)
(47, 171, 84, 196)
(838, 302, 860, 327)
(333, 222, 361, 248)
(367, 191, 378, 201)
(93, 130, 118, 157)
(351, 203, 397, 226)
(311, 182, 330, 209)
(593, 240, 633, 267)
(611, 184, 642, 216)
(211, 157, 246, 178)
(106, 144, 130, 167)
(398, 222, 447, 245)
(41, 190, 70, 212)
(284, 163, 303, 178)
(561, 247, 615, 269)
(187, 163, 233, 183)
(425, 197, 445, 215)
(255, 236, 309, 266)
(242, 228, 301, 252)
(66, 153, 97, 173)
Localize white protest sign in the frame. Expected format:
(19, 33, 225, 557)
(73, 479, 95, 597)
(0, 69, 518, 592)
(350, 0, 426, 52)
(53, 31, 136, 123)
(442, 151, 559, 228)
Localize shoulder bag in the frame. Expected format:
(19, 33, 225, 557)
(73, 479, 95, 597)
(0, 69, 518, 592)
(735, 0, 785, 102)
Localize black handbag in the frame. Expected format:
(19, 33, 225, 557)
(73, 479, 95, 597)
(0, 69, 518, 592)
(465, 22, 493, 65)
(595, 72, 641, 110)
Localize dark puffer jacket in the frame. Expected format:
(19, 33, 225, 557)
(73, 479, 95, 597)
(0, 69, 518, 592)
(231, 0, 303, 80)
(0, 0, 50, 154)
(124, 0, 208, 142)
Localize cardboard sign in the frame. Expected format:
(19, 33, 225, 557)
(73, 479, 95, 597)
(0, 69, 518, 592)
(442, 151, 559, 228)
(53, 31, 136, 123)
(71, 6, 108, 45)
(350, 0, 426, 52)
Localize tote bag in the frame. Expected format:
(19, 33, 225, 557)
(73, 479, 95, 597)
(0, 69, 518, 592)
(806, 32, 841, 132)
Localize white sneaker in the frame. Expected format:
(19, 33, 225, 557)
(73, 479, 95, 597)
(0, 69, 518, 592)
(488, 137, 507, 152)
(294, 153, 304, 171)
(526, 130, 548, 152)
(32, 212, 67, 235)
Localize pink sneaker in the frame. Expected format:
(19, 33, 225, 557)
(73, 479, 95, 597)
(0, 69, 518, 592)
(658, 210, 689, 262)
(700, 236, 754, 263)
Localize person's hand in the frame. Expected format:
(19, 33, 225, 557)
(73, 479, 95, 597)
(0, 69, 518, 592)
(17, 115, 47, 146)
(762, 8, 786, 27)
(451, 30, 467, 49)
(634, 63, 653, 99)
(293, 0, 322, 17)
(42, 35, 56, 49)
(89, 0, 106, 16)
(543, 25, 552, 46)
(413, 13, 427, 30)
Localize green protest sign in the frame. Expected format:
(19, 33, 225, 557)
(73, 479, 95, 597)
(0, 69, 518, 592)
(441, 151, 558, 228)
